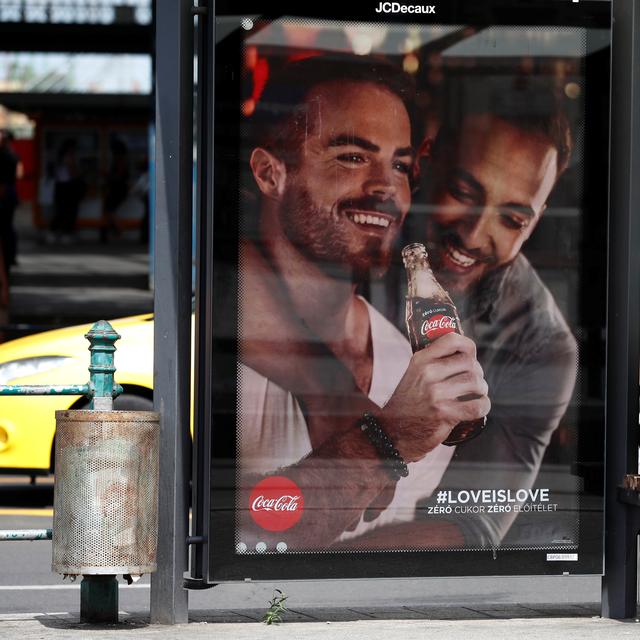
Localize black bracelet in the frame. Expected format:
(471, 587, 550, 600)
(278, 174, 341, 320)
(359, 411, 409, 482)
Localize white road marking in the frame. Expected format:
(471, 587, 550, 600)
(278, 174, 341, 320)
(0, 612, 71, 619)
(0, 584, 149, 590)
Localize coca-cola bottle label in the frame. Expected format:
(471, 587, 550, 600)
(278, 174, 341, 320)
(407, 297, 459, 352)
(402, 244, 486, 446)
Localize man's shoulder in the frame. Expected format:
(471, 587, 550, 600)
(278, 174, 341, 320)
(499, 255, 577, 356)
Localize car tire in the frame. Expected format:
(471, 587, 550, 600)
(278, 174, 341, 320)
(112, 393, 154, 411)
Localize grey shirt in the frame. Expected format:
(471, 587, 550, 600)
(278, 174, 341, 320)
(421, 254, 578, 548)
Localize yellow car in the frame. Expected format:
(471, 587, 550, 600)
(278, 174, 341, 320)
(0, 314, 155, 476)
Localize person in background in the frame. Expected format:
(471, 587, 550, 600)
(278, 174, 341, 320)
(131, 157, 150, 245)
(49, 138, 85, 244)
(37, 161, 56, 244)
(101, 136, 130, 243)
(0, 130, 21, 269)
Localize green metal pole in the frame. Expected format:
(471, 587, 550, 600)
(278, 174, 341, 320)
(81, 575, 119, 624)
(0, 529, 52, 540)
(0, 384, 89, 396)
(81, 320, 122, 623)
(85, 320, 123, 410)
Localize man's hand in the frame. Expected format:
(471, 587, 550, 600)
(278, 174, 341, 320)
(381, 332, 490, 463)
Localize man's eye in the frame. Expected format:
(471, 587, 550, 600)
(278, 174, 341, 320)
(448, 181, 476, 204)
(393, 160, 411, 175)
(500, 213, 529, 231)
(337, 153, 366, 164)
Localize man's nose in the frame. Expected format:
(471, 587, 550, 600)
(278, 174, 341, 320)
(459, 207, 493, 250)
(363, 162, 397, 199)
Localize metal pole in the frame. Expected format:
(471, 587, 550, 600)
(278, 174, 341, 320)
(80, 321, 122, 624)
(601, 0, 640, 620)
(86, 320, 122, 411)
(150, 0, 193, 625)
(81, 576, 118, 623)
(0, 529, 52, 541)
(0, 320, 125, 622)
(189, 0, 212, 587)
(0, 385, 89, 396)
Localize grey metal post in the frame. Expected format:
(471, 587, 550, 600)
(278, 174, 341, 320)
(189, 0, 212, 586)
(150, 0, 194, 624)
(601, 0, 640, 620)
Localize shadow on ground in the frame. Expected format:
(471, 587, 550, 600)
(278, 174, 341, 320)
(36, 614, 149, 631)
(30, 603, 606, 629)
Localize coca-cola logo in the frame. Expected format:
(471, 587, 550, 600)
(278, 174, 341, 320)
(251, 495, 301, 512)
(249, 476, 304, 531)
(421, 314, 457, 341)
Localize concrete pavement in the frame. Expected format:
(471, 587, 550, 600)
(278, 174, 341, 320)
(0, 609, 638, 640)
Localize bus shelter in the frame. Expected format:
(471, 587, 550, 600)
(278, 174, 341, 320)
(151, 0, 639, 623)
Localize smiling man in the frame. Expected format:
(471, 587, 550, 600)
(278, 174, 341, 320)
(236, 56, 490, 551)
(423, 110, 568, 298)
(415, 80, 578, 547)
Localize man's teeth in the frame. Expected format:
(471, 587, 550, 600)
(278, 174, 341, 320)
(351, 213, 390, 228)
(447, 244, 477, 268)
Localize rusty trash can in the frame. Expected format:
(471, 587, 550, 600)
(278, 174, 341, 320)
(52, 410, 160, 577)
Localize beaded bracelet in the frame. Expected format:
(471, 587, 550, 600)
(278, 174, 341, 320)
(359, 411, 409, 482)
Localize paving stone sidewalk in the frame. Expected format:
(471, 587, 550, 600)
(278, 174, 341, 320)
(0, 605, 639, 640)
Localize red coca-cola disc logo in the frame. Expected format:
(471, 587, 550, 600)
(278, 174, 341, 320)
(249, 476, 304, 532)
(421, 314, 457, 341)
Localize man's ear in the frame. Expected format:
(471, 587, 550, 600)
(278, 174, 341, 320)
(249, 147, 287, 199)
(416, 137, 434, 162)
(412, 137, 434, 190)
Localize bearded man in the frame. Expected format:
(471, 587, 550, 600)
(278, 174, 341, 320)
(236, 56, 490, 551)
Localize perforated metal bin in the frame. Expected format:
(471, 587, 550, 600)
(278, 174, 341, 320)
(52, 410, 160, 576)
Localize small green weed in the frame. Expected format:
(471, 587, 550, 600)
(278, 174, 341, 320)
(263, 589, 288, 625)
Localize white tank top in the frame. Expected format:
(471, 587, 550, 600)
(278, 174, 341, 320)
(238, 299, 454, 541)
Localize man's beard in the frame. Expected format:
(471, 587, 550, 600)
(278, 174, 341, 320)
(279, 183, 395, 282)
(425, 222, 497, 287)
(425, 227, 513, 319)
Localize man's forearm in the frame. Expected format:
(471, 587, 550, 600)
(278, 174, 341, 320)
(239, 425, 394, 549)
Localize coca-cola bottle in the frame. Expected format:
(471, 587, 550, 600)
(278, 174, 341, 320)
(401, 242, 486, 446)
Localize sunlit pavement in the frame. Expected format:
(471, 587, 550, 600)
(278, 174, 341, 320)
(0, 611, 637, 640)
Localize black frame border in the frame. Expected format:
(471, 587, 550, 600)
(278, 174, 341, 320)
(195, 0, 613, 583)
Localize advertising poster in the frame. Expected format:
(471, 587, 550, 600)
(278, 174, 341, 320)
(206, 0, 611, 580)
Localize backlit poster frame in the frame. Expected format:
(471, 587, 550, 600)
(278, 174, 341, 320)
(199, 0, 611, 582)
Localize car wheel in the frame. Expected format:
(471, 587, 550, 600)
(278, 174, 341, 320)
(112, 393, 154, 411)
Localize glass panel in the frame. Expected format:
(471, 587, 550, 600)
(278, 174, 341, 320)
(0, 1, 152, 25)
(0, 53, 151, 94)
(208, 2, 610, 579)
